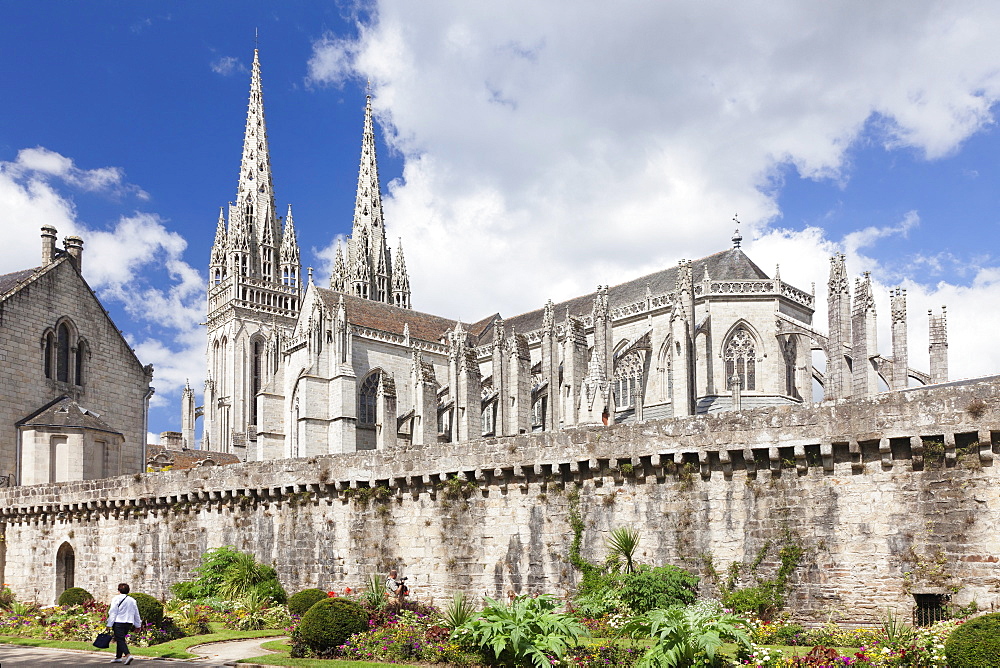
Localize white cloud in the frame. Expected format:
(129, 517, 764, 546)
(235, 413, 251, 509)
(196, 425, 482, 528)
(308, 1, 1000, 379)
(0, 148, 204, 412)
(211, 56, 247, 77)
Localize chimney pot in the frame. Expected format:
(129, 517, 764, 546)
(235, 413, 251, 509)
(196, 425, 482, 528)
(64, 235, 84, 273)
(41, 226, 57, 265)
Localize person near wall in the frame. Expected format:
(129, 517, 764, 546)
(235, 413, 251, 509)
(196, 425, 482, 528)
(384, 569, 406, 603)
(106, 583, 142, 664)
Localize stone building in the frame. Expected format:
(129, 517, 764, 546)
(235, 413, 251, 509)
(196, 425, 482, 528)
(194, 49, 947, 461)
(0, 227, 154, 485)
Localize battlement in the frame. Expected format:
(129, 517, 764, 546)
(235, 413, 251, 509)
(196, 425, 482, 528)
(4, 374, 998, 515)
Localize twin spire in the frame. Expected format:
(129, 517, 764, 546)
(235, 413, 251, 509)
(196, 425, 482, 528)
(330, 89, 411, 308)
(208, 48, 410, 309)
(209, 49, 299, 289)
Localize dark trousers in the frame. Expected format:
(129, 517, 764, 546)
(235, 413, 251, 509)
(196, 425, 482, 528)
(112, 621, 131, 658)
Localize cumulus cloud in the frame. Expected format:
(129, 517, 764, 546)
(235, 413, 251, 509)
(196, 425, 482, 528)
(309, 0, 1000, 378)
(0, 148, 204, 411)
(211, 56, 247, 77)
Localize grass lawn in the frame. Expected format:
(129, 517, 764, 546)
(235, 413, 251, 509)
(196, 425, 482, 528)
(0, 626, 287, 660)
(238, 640, 419, 667)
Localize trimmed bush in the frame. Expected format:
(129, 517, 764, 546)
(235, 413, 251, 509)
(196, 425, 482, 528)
(58, 587, 94, 607)
(945, 613, 1000, 668)
(131, 592, 164, 627)
(289, 588, 330, 616)
(298, 597, 369, 652)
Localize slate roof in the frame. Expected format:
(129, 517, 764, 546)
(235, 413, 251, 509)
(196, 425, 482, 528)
(18, 396, 122, 435)
(315, 287, 462, 344)
(146, 444, 240, 469)
(476, 248, 770, 346)
(0, 267, 42, 299)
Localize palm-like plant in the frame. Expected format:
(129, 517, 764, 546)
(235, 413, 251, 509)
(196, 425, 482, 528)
(217, 551, 272, 602)
(606, 526, 641, 574)
(363, 572, 386, 609)
(443, 590, 477, 629)
(456, 595, 588, 668)
(621, 604, 751, 668)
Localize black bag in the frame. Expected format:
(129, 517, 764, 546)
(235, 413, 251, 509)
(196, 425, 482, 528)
(93, 631, 113, 649)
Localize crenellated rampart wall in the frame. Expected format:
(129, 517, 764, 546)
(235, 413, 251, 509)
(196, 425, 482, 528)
(2, 376, 1000, 623)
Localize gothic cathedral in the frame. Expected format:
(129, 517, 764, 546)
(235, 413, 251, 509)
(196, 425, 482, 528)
(191, 51, 947, 461)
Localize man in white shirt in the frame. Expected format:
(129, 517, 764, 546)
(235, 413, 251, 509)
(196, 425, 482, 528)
(106, 583, 142, 664)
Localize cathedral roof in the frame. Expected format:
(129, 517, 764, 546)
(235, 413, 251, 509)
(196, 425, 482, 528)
(18, 396, 122, 435)
(475, 248, 773, 346)
(315, 287, 460, 344)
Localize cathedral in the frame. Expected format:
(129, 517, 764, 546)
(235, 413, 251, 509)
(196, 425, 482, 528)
(192, 50, 949, 461)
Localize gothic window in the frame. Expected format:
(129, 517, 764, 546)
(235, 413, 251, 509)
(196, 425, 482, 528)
(724, 327, 757, 391)
(43, 331, 54, 379)
(359, 373, 380, 426)
(75, 339, 87, 387)
(250, 339, 263, 426)
(613, 351, 644, 409)
(56, 323, 71, 383)
(262, 248, 273, 280)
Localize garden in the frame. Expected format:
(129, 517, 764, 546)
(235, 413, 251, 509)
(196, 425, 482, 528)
(0, 536, 996, 667)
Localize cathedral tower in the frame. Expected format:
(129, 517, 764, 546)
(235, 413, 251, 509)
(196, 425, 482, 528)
(330, 92, 411, 308)
(203, 49, 301, 457)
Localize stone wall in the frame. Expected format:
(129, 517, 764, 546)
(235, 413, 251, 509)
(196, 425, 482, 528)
(2, 376, 999, 623)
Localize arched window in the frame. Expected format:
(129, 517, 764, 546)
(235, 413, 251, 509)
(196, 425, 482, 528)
(55, 542, 75, 601)
(56, 323, 71, 382)
(250, 339, 263, 426)
(75, 339, 87, 386)
(724, 327, 757, 391)
(358, 373, 380, 425)
(43, 331, 54, 378)
(613, 351, 644, 409)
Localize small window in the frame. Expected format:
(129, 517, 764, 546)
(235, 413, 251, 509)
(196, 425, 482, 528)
(56, 323, 71, 382)
(75, 339, 87, 386)
(44, 332, 54, 378)
(913, 593, 949, 627)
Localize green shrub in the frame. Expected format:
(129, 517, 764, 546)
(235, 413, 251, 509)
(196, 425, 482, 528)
(945, 612, 1000, 668)
(298, 597, 369, 653)
(57, 587, 94, 607)
(574, 565, 699, 616)
(289, 588, 330, 616)
(170, 581, 200, 600)
(131, 592, 164, 626)
(455, 595, 588, 668)
(251, 572, 287, 605)
(622, 603, 751, 668)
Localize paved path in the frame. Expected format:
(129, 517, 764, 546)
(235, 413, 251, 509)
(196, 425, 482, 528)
(187, 636, 286, 664)
(0, 644, 203, 666)
(0, 636, 285, 666)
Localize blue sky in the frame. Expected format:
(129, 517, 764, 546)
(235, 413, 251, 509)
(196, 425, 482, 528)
(3, 1, 1000, 440)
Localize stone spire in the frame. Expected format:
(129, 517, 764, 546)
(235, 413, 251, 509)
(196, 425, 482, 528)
(345, 90, 390, 302)
(851, 272, 878, 397)
(230, 48, 279, 282)
(209, 207, 228, 284)
(331, 240, 347, 293)
(391, 239, 411, 309)
(279, 204, 301, 288)
(826, 253, 851, 400)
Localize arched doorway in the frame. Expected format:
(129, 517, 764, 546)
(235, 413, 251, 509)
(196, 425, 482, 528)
(55, 542, 74, 601)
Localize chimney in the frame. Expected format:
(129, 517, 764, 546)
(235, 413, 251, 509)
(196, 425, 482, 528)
(41, 226, 57, 265)
(64, 236, 84, 272)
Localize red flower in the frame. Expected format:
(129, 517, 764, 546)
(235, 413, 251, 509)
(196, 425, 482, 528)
(328, 591, 337, 597)
(345, 587, 352, 594)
